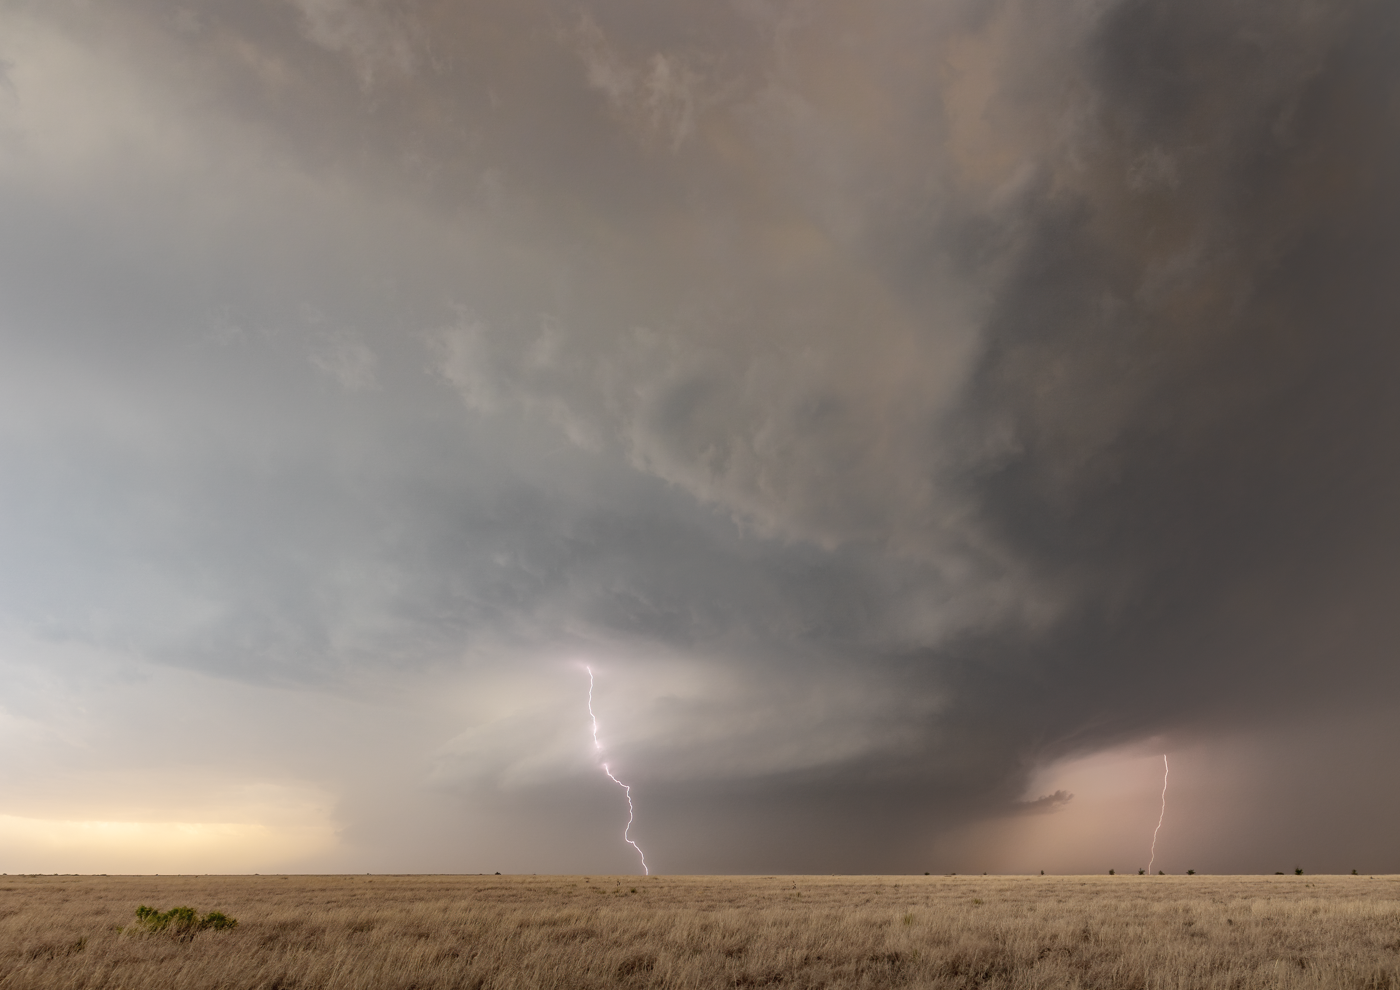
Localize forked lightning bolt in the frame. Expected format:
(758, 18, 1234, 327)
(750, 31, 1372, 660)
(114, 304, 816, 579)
(586, 666, 649, 875)
(1147, 754, 1168, 875)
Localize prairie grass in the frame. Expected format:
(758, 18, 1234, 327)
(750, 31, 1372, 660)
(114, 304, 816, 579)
(0, 873, 1397, 988)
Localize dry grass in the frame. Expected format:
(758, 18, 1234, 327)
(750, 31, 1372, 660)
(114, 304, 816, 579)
(0, 873, 1397, 989)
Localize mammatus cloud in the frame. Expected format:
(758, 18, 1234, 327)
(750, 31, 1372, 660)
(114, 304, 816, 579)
(0, 0, 1397, 873)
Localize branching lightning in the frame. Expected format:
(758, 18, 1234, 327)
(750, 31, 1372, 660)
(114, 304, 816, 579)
(1147, 754, 1169, 875)
(586, 666, 649, 875)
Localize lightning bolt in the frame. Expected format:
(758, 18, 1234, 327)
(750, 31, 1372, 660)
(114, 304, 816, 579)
(1147, 754, 1168, 875)
(586, 666, 649, 875)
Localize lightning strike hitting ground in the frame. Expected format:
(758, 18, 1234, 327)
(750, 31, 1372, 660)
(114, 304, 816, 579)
(1148, 754, 1169, 875)
(586, 666, 649, 875)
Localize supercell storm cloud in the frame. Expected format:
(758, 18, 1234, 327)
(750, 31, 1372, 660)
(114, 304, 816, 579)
(0, 0, 1398, 875)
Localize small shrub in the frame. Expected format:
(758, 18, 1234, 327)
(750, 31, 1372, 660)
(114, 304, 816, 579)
(1138, 869, 1145, 876)
(132, 905, 238, 937)
(1108, 870, 1115, 876)
(1352, 869, 1359, 875)
(1186, 870, 1195, 876)
(1295, 868, 1304, 876)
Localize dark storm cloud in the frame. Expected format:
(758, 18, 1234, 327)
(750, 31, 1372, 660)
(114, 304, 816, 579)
(871, 0, 1400, 870)
(955, 0, 1400, 726)
(0, 0, 1397, 872)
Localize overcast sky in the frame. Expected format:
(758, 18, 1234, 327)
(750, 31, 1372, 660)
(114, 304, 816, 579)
(1, 0, 1399, 876)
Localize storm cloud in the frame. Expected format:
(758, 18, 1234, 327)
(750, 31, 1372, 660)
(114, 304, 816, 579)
(1, 0, 1398, 874)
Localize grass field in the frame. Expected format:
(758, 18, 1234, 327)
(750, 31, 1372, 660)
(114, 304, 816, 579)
(1, 873, 1397, 988)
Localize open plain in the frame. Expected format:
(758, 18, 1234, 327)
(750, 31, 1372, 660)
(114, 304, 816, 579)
(0, 873, 1397, 989)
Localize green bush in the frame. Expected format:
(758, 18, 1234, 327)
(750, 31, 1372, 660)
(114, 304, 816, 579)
(132, 905, 238, 936)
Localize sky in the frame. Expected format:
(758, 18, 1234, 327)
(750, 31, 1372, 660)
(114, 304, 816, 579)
(1, 0, 1398, 876)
